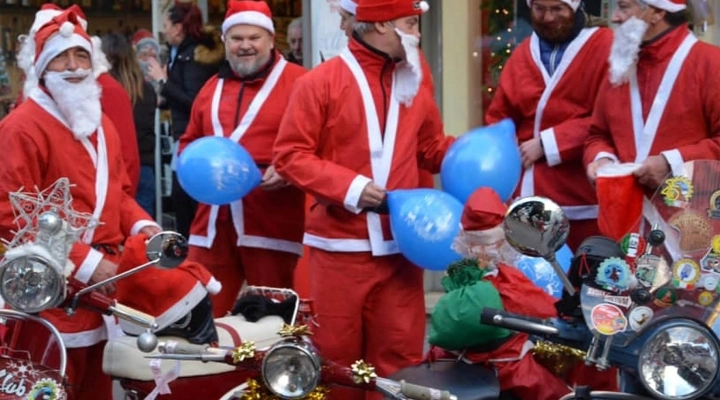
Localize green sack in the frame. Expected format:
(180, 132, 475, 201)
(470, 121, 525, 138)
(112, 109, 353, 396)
(428, 259, 510, 350)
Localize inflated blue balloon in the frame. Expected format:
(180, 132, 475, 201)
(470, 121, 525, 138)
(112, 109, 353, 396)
(440, 118, 522, 203)
(177, 136, 262, 205)
(388, 189, 464, 271)
(515, 244, 573, 299)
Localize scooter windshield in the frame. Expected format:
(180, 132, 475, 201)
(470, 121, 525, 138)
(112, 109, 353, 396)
(580, 160, 720, 347)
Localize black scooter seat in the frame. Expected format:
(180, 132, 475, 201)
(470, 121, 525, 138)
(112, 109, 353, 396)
(389, 360, 500, 400)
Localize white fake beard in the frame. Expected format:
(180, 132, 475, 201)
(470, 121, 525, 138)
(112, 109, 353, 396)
(452, 234, 521, 271)
(394, 28, 423, 107)
(44, 69, 102, 140)
(608, 17, 649, 86)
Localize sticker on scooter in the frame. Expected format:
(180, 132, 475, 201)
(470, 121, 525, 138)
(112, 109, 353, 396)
(661, 176, 693, 207)
(654, 287, 678, 307)
(586, 288, 632, 308)
(698, 291, 715, 307)
(628, 306, 653, 331)
(620, 233, 646, 258)
(701, 245, 720, 274)
(708, 190, 720, 219)
(29, 378, 65, 400)
(700, 273, 720, 292)
(590, 303, 627, 335)
(595, 257, 631, 292)
(672, 259, 701, 288)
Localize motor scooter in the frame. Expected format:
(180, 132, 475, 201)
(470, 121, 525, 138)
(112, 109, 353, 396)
(482, 160, 720, 400)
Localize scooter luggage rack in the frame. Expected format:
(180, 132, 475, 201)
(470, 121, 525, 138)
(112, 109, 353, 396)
(238, 286, 300, 326)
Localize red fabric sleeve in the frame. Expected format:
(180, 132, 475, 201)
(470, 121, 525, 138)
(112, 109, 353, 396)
(273, 75, 371, 206)
(98, 74, 140, 196)
(676, 55, 720, 161)
(491, 264, 559, 318)
(583, 82, 619, 167)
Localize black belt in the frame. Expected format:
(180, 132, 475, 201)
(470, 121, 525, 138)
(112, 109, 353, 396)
(91, 243, 120, 256)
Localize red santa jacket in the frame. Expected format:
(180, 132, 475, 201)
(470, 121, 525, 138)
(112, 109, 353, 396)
(0, 90, 155, 347)
(486, 27, 613, 221)
(273, 38, 454, 256)
(179, 52, 307, 255)
(584, 27, 720, 174)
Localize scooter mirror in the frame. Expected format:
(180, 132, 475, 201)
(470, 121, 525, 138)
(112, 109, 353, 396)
(145, 231, 188, 269)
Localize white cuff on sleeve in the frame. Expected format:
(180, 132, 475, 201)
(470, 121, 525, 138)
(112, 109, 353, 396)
(593, 151, 619, 164)
(130, 220, 161, 236)
(539, 128, 561, 167)
(74, 248, 104, 284)
(661, 149, 686, 177)
(344, 175, 373, 214)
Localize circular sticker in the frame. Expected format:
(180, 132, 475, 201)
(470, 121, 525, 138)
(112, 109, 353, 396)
(654, 287, 678, 307)
(701, 274, 720, 291)
(699, 291, 715, 306)
(661, 176, 694, 207)
(621, 233, 646, 258)
(673, 259, 701, 288)
(595, 257, 631, 292)
(590, 303, 628, 336)
(629, 306, 654, 331)
(29, 378, 65, 400)
(712, 235, 720, 253)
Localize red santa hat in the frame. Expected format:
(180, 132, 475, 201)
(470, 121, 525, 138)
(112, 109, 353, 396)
(526, 0, 581, 11)
(641, 0, 686, 12)
(222, 0, 275, 36)
(17, 5, 110, 99)
(340, 0, 358, 14)
(453, 187, 508, 256)
(115, 234, 222, 335)
(355, 0, 430, 22)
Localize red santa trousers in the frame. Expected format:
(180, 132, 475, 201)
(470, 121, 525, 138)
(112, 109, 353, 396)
(188, 218, 298, 318)
(65, 341, 111, 400)
(309, 248, 426, 400)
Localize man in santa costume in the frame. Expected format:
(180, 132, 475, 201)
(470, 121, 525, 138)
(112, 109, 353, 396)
(14, 3, 142, 196)
(273, 0, 454, 398)
(585, 0, 720, 189)
(179, 0, 307, 318)
(485, 0, 613, 252)
(0, 8, 160, 399)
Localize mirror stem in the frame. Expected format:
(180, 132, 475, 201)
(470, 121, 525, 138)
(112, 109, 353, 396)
(547, 255, 576, 296)
(74, 259, 160, 299)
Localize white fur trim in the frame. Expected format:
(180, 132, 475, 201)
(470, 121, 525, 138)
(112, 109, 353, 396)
(61, 324, 107, 348)
(91, 36, 111, 77)
(222, 11, 275, 35)
(59, 22, 75, 37)
(74, 247, 103, 284)
(526, 0, 581, 11)
(130, 220, 161, 236)
(3, 244, 65, 278)
(206, 276, 222, 295)
(35, 32, 92, 78)
(596, 162, 642, 177)
(344, 175, 373, 214)
(661, 149, 685, 177)
(539, 128, 561, 167)
(339, 0, 357, 14)
(418, 1, 430, 12)
(30, 9, 88, 34)
(642, 0, 686, 12)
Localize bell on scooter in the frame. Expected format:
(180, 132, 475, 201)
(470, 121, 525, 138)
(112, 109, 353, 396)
(262, 338, 322, 399)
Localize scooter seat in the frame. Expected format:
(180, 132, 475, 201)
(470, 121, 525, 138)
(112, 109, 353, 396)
(102, 314, 285, 380)
(389, 360, 500, 400)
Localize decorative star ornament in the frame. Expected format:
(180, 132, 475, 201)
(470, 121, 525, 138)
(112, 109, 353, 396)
(231, 341, 256, 364)
(351, 359, 377, 384)
(277, 324, 313, 338)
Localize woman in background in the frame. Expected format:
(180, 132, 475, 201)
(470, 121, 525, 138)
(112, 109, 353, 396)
(145, 1, 224, 237)
(102, 33, 158, 219)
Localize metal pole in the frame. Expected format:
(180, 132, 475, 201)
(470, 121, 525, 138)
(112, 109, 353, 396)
(303, 0, 312, 68)
(152, 0, 163, 224)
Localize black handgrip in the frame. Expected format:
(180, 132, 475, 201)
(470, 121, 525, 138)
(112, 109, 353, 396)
(363, 196, 389, 215)
(480, 308, 560, 336)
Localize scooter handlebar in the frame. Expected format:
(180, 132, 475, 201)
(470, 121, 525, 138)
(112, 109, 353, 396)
(480, 308, 560, 336)
(109, 303, 158, 330)
(400, 380, 457, 400)
(157, 340, 225, 355)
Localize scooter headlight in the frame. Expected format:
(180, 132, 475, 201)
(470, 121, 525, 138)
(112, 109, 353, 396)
(0, 254, 65, 314)
(639, 321, 719, 400)
(261, 339, 321, 399)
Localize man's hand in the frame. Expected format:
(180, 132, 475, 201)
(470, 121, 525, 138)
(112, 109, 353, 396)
(357, 182, 386, 209)
(146, 58, 167, 82)
(586, 157, 614, 185)
(633, 155, 670, 189)
(519, 138, 544, 169)
(89, 258, 119, 295)
(140, 225, 162, 238)
(259, 165, 288, 191)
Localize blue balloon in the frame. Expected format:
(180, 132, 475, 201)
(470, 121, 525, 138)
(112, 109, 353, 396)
(177, 137, 262, 205)
(515, 244, 573, 299)
(387, 189, 464, 271)
(440, 118, 522, 203)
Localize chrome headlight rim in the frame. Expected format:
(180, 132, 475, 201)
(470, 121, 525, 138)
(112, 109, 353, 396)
(0, 254, 66, 314)
(261, 338, 322, 399)
(638, 319, 720, 400)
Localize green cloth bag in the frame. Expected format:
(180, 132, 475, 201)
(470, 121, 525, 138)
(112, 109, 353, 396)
(428, 259, 511, 350)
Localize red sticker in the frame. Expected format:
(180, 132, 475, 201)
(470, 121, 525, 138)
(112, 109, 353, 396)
(591, 303, 627, 335)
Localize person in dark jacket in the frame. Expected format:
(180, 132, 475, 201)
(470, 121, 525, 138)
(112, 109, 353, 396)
(102, 32, 158, 219)
(146, 1, 224, 236)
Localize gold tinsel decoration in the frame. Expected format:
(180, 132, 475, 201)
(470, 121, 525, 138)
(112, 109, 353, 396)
(531, 341, 586, 377)
(238, 379, 329, 400)
(351, 359, 377, 384)
(232, 341, 256, 364)
(278, 324, 313, 338)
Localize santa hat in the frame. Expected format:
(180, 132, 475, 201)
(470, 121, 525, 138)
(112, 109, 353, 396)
(641, 0, 686, 12)
(222, 0, 275, 36)
(452, 188, 508, 257)
(355, 0, 430, 23)
(340, 0, 358, 14)
(131, 29, 160, 51)
(115, 234, 222, 335)
(526, 0, 581, 11)
(17, 6, 110, 99)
